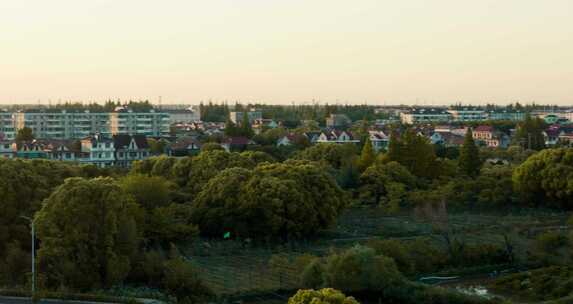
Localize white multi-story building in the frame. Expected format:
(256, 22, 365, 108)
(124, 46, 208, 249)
(447, 108, 487, 122)
(0, 111, 16, 140)
(1, 108, 170, 140)
(400, 108, 452, 124)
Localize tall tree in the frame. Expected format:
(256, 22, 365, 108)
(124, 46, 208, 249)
(15, 127, 34, 143)
(359, 137, 375, 170)
(386, 130, 401, 162)
(514, 114, 545, 150)
(458, 128, 482, 177)
(36, 177, 141, 290)
(241, 111, 254, 138)
(224, 116, 239, 137)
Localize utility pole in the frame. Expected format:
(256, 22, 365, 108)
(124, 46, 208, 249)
(20, 216, 36, 297)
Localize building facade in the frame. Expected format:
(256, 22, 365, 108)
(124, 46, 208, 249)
(0, 109, 170, 140)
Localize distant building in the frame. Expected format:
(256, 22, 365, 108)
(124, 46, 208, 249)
(486, 110, 526, 121)
(447, 108, 487, 122)
(317, 130, 360, 144)
(168, 137, 202, 156)
(400, 108, 451, 124)
(369, 131, 390, 152)
(229, 111, 263, 125)
(473, 126, 510, 148)
(326, 114, 352, 129)
(113, 134, 150, 167)
(166, 108, 200, 124)
(80, 134, 115, 167)
(1, 108, 170, 140)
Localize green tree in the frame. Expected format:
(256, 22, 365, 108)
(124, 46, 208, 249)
(323, 245, 405, 293)
(191, 162, 347, 240)
(224, 116, 239, 137)
(241, 111, 254, 138)
(36, 177, 142, 290)
(162, 257, 212, 302)
(360, 161, 416, 205)
(288, 288, 360, 304)
(513, 148, 573, 208)
(15, 127, 34, 142)
(358, 137, 375, 171)
(514, 114, 546, 150)
(458, 128, 482, 177)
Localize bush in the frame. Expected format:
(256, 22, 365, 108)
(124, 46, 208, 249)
(323, 245, 405, 293)
(301, 259, 325, 289)
(490, 266, 573, 301)
(162, 257, 212, 302)
(288, 288, 360, 304)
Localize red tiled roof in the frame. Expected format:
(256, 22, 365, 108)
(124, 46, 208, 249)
(474, 125, 494, 132)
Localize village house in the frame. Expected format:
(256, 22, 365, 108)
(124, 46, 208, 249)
(80, 134, 115, 167)
(369, 131, 390, 152)
(169, 137, 202, 156)
(473, 126, 510, 148)
(113, 134, 150, 167)
(317, 130, 360, 144)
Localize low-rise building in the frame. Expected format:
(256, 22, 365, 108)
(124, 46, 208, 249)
(81, 135, 115, 167)
(326, 114, 352, 129)
(447, 108, 487, 122)
(400, 108, 451, 124)
(113, 134, 150, 167)
(317, 130, 360, 144)
(369, 131, 390, 152)
(229, 110, 263, 125)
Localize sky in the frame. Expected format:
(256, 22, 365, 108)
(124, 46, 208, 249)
(1, 0, 572, 105)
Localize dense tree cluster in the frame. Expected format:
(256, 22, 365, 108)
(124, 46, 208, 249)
(191, 162, 348, 240)
(513, 148, 573, 208)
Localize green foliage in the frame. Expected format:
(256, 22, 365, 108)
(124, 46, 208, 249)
(513, 148, 573, 208)
(295, 143, 358, 170)
(191, 162, 347, 240)
(121, 174, 171, 210)
(358, 137, 375, 171)
(36, 177, 142, 290)
(514, 114, 546, 150)
(459, 128, 482, 177)
(147, 138, 168, 155)
(323, 245, 405, 293)
(386, 128, 440, 179)
(16, 127, 34, 142)
(162, 257, 212, 302)
(201, 142, 225, 152)
(360, 161, 416, 206)
(288, 288, 360, 304)
(490, 267, 573, 301)
(301, 259, 325, 289)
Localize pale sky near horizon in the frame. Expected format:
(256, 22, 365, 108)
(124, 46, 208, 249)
(1, 0, 573, 105)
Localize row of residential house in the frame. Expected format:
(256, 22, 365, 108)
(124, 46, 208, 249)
(0, 134, 151, 167)
(275, 124, 528, 151)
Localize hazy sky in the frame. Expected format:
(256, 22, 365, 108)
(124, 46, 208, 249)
(1, 0, 572, 105)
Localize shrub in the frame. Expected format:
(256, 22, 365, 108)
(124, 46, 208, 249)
(288, 288, 360, 304)
(323, 245, 405, 293)
(162, 257, 212, 302)
(301, 259, 325, 289)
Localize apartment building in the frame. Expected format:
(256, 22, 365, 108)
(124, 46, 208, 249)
(0, 111, 16, 140)
(447, 108, 487, 122)
(229, 110, 263, 125)
(1, 108, 170, 140)
(400, 108, 451, 124)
